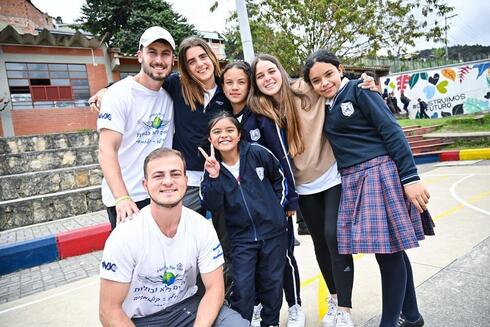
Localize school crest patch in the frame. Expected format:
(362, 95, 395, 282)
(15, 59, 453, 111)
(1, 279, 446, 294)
(341, 102, 355, 117)
(256, 167, 265, 181)
(249, 128, 261, 142)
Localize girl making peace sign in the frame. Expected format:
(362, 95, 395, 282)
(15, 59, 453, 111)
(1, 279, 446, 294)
(199, 112, 288, 327)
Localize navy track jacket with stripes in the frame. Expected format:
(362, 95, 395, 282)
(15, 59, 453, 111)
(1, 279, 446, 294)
(200, 140, 287, 242)
(237, 106, 299, 211)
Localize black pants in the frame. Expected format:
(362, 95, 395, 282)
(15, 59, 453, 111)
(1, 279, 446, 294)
(298, 184, 354, 308)
(283, 216, 302, 307)
(376, 251, 420, 327)
(230, 233, 287, 326)
(106, 198, 150, 230)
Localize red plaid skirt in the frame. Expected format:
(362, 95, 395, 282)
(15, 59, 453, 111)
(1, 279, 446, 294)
(337, 155, 434, 254)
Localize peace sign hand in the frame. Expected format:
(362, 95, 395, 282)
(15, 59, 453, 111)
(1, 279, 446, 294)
(198, 145, 220, 178)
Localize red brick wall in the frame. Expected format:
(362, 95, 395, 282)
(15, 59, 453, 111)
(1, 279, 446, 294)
(112, 71, 121, 81)
(12, 108, 97, 136)
(0, 0, 55, 34)
(87, 64, 109, 95)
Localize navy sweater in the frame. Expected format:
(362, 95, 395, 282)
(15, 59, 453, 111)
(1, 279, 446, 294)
(324, 80, 419, 185)
(164, 73, 231, 171)
(200, 141, 287, 242)
(236, 106, 299, 211)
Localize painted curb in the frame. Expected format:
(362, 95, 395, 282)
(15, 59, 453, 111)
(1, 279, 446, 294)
(0, 235, 58, 275)
(414, 148, 490, 165)
(459, 148, 490, 160)
(439, 151, 460, 161)
(0, 224, 110, 275)
(57, 223, 111, 259)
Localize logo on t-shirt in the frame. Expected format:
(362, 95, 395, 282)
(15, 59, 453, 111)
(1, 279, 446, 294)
(212, 243, 223, 260)
(341, 102, 355, 117)
(161, 271, 176, 285)
(98, 112, 112, 121)
(136, 114, 171, 144)
(256, 167, 265, 181)
(143, 116, 167, 129)
(101, 261, 117, 272)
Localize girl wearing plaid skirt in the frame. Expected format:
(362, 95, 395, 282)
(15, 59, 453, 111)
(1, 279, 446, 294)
(304, 50, 434, 327)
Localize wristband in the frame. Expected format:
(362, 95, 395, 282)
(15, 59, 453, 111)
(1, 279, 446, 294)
(115, 195, 131, 205)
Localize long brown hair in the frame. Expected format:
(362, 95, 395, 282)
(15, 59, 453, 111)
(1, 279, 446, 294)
(178, 37, 221, 111)
(248, 54, 308, 157)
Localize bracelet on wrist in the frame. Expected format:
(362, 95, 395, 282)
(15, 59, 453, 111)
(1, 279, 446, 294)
(115, 195, 131, 205)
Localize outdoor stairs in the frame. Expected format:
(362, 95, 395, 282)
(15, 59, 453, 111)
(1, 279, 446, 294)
(0, 131, 103, 231)
(402, 124, 453, 155)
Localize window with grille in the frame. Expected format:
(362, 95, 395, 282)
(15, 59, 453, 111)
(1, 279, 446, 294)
(6, 62, 90, 109)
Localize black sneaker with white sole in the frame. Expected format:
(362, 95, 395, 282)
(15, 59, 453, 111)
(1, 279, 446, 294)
(397, 314, 424, 327)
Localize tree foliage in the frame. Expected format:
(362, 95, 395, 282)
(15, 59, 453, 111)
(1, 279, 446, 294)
(78, 0, 197, 54)
(224, 0, 454, 75)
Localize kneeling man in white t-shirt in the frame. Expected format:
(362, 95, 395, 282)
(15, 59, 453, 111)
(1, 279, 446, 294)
(99, 148, 248, 327)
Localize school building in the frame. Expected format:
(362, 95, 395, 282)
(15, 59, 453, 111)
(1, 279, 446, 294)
(0, 0, 228, 137)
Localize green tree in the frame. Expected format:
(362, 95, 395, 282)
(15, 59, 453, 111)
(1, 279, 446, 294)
(222, 0, 454, 75)
(78, 0, 197, 54)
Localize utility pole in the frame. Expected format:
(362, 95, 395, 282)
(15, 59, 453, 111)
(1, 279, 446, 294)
(444, 13, 457, 64)
(235, 0, 255, 63)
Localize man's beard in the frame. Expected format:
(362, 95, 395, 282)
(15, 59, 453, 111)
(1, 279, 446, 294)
(142, 62, 168, 81)
(149, 193, 184, 209)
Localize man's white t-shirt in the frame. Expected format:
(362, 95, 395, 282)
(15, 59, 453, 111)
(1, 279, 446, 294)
(97, 76, 174, 206)
(100, 206, 224, 318)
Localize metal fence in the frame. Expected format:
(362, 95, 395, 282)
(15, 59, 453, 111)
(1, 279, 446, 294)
(353, 54, 490, 73)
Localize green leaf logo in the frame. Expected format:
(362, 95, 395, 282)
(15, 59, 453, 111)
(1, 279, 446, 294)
(152, 116, 162, 129)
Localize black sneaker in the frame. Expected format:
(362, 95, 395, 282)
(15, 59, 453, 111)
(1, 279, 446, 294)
(397, 314, 424, 327)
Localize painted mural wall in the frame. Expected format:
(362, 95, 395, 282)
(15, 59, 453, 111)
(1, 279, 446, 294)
(380, 59, 490, 119)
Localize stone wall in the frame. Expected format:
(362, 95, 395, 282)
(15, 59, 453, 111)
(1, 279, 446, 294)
(0, 131, 98, 154)
(0, 165, 102, 201)
(0, 147, 98, 175)
(0, 189, 104, 231)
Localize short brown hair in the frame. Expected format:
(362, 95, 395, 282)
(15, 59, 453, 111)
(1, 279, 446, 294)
(143, 148, 187, 178)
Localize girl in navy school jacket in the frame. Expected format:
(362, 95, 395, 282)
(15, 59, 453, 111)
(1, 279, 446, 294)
(304, 49, 434, 327)
(199, 112, 287, 326)
(220, 62, 304, 325)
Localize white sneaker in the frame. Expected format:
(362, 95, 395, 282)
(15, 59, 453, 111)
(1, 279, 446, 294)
(250, 304, 262, 327)
(336, 311, 354, 327)
(287, 304, 306, 327)
(321, 297, 338, 327)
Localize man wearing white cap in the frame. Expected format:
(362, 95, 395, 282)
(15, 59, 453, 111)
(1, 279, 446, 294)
(97, 26, 175, 230)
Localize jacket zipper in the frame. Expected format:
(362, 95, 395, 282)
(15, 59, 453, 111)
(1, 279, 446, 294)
(237, 180, 258, 241)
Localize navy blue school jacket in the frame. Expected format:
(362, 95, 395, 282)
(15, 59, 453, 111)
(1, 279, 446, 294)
(236, 106, 299, 211)
(324, 80, 419, 185)
(200, 140, 287, 242)
(163, 73, 231, 172)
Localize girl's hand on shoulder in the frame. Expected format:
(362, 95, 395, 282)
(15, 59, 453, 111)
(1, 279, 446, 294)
(198, 145, 220, 178)
(358, 73, 378, 92)
(403, 182, 430, 213)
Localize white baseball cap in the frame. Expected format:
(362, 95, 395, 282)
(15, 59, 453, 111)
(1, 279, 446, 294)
(139, 26, 176, 50)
